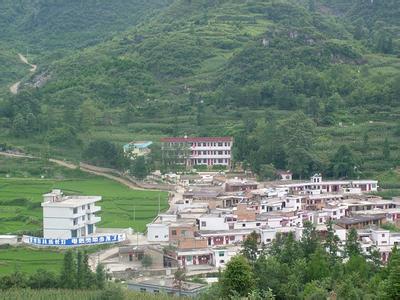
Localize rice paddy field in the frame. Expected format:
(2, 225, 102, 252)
(0, 176, 168, 234)
(0, 288, 176, 300)
(0, 157, 168, 276)
(0, 246, 63, 275)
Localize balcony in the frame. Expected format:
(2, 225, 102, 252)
(87, 216, 101, 224)
(88, 206, 101, 213)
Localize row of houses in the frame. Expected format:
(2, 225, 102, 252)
(145, 173, 400, 269)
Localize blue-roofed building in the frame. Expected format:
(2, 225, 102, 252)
(123, 141, 153, 159)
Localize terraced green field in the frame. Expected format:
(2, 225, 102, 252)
(0, 246, 63, 275)
(0, 176, 168, 234)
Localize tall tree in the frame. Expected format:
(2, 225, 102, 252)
(300, 221, 319, 259)
(241, 231, 259, 264)
(344, 228, 362, 258)
(95, 263, 106, 289)
(130, 156, 148, 180)
(325, 220, 340, 264)
(220, 255, 255, 298)
(76, 251, 83, 288)
(330, 145, 358, 178)
(386, 247, 400, 299)
(60, 250, 76, 289)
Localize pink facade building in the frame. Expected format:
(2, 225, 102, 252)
(160, 137, 233, 167)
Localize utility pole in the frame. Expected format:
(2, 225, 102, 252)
(158, 193, 161, 214)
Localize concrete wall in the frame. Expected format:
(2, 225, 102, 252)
(147, 224, 169, 242)
(0, 235, 18, 245)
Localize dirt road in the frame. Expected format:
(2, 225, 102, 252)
(9, 53, 37, 95)
(0, 152, 156, 191)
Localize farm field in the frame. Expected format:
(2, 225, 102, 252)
(0, 246, 64, 275)
(0, 176, 168, 234)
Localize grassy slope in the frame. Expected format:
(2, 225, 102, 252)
(0, 0, 172, 94)
(0, 247, 63, 275)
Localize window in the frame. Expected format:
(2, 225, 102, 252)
(73, 208, 78, 214)
(172, 230, 177, 236)
(219, 252, 224, 257)
(155, 235, 159, 238)
(82, 205, 85, 210)
(296, 199, 300, 203)
(71, 230, 77, 238)
(87, 204, 91, 210)
(219, 260, 225, 264)
(73, 218, 78, 226)
(382, 234, 385, 237)
(82, 215, 85, 221)
(256, 223, 261, 226)
(140, 288, 146, 292)
(187, 256, 192, 262)
(319, 218, 323, 223)
(201, 221, 206, 227)
(242, 224, 246, 227)
(153, 290, 159, 294)
(266, 238, 271, 242)
(333, 211, 337, 215)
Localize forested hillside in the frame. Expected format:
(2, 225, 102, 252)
(0, 0, 399, 182)
(0, 0, 172, 94)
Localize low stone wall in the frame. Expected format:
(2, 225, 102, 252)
(80, 162, 175, 191)
(112, 267, 178, 280)
(0, 235, 19, 245)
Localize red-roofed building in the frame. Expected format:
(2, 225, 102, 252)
(160, 136, 233, 168)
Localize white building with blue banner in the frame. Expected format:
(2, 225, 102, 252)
(41, 189, 102, 239)
(22, 233, 126, 247)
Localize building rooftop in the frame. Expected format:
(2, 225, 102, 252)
(335, 214, 386, 225)
(42, 191, 101, 208)
(160, 137, 233, 143)
(129, 278, 206, 292)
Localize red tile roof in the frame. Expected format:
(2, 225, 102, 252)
(160, 137, 233, 143)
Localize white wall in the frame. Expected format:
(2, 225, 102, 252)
(147, 224, 169, 242)
(198, 217, 229, 231)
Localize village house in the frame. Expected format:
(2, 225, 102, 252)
(335, 214, 387, 229)
(123, 141, 152, 159)
(160, 136, 233, 167)
(277, 170, 293, 181)
(224, 178, 258, 192)
(280, 174, 378, 195)
(41, 189, 101, 239)
(128, 278, 207, 297)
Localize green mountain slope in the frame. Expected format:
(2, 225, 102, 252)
(0, 0, 399, 179)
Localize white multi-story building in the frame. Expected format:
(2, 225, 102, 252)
(160, 137, 233, 167)
(41, 189, 101, 239)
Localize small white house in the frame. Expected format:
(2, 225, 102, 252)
(147, 223, 169, 242)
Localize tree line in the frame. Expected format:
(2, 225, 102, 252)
(0, 250, 106, 290)
(200, 222, 400, 299)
